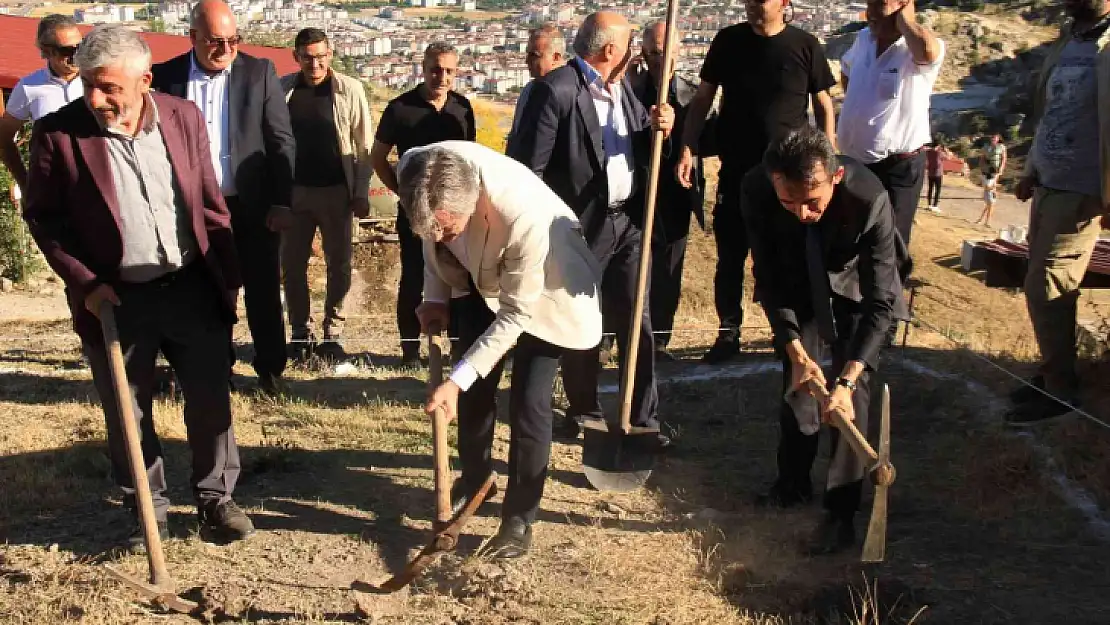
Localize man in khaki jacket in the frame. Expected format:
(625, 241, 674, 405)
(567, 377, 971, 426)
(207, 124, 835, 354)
(398, 140, 602, 560)
(1011, 0, 1110, 426)
(280, 28, 374, 362)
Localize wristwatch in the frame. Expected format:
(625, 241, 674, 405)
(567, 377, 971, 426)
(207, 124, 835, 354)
(835, 377, 857, 392)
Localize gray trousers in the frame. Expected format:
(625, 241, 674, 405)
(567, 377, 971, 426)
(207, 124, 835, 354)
(83, 263, 240, 521)
(282, 184, 354, 341)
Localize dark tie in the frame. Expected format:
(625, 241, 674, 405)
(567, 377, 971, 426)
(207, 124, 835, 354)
(806, 224, 837, 343)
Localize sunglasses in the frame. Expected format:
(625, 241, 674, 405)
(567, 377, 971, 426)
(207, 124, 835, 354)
(48, 43, 80, 58)
(203, 35, 242, 48)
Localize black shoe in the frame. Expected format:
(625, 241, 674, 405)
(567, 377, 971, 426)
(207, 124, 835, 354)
(127, 519, 170, 554)
(477, 517, 532, 560)
(289, 336, 315, 364)
(315, 340, 349, 364)
(755, 482, 813, 509)
(702, 337, 740, 364)
(554, 411, 603, 440)
(198, 500, 256, 543)
(257, 373, 287, 398)
(1009, 375, 1046, 404)
(449, 477, 499, 518)
(808, 514, 856, 556)
(1004, 393, 1079, 428)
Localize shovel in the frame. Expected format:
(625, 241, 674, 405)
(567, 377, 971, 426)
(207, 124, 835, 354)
(582, 0, 681, 493)
(357, 332, 497, 592)
(798, 379, 896, 563)
(98, 303, 201, 615)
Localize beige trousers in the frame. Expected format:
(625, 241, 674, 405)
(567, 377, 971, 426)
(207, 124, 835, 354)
(1024, 186, 1103, 394)
(281, 184, 353, 341)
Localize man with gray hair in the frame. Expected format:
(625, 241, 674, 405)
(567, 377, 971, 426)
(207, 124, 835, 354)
(23, 24, 255, 550)
(0, 14, 83, 192)
(400, 140, 602, 559)
(508, 11, 675, 448)
(507, 23, 566, 144)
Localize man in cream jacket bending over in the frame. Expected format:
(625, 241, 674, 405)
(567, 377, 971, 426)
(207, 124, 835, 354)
(398, 140, 603, 560)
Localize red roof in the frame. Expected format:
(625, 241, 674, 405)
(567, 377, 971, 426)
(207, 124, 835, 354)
(0, 15, 299, 91)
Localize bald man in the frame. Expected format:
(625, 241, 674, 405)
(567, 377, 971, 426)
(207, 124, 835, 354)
(508, 11, 675, 448)
(153, 0, 296, 396)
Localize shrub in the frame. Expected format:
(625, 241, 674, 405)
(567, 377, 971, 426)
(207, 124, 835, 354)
(0, 167, 44, 283)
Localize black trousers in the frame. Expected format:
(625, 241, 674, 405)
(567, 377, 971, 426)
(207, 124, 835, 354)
(396, 210, 424, 356)
(712, 167, 751, 343)
(865, 152, 927, 247)
(83, 264, 240, 522)
(226, 195, 286, 378)
(562, 211, 659, 429)
(650, 235, 688, 348)
(776, 312, 871, 521)
(451, 290, 564, 523)
(926, 175, 943, 207)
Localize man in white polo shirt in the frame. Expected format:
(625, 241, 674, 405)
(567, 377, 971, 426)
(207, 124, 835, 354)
(0, 15, 84, 192)
(837, 0, 944, 248)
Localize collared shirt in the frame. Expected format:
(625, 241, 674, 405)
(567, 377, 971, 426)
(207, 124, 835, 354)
(101, 94, 199, 283)
(186, 54, 234, 196)
(375, 86, 476, 158)
(5, 66, 84, 122)
(575, 57, 635, 208)
(837, 28, 946, 164)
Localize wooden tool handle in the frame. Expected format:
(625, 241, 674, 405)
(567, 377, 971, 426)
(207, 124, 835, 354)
(617, 0, 681, 433)
(803, 379, 880, 465)
(99, 303, 171, 589)
(427, 333, 452, 526)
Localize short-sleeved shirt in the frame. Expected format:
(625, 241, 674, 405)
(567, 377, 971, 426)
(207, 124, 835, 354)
(838, 28, 946, 164)
(5, 67, 84, 122)
(699, 24, 836, 174)
(1032, 38, 1102, 199)
(374, 87, 476, 158)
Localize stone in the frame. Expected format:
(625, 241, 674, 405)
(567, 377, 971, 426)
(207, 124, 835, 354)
(0, 277, 13, 293)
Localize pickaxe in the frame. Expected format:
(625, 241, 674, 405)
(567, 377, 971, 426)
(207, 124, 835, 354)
(98, 304, 203, 615)
(804, 380, 895, 563)
(355, 332, 497, 593)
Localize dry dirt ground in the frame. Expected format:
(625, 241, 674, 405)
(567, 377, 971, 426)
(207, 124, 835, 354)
(2, 187, 1110, 624)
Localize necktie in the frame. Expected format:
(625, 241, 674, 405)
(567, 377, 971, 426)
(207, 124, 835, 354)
(805, 224, 838, 343)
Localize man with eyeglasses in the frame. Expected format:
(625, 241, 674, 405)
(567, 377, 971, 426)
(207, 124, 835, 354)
(152, 0, 296, 396)
(675, 0, 838, 365)
(279, 28, 374, 364)
(0, 14, 84, 193)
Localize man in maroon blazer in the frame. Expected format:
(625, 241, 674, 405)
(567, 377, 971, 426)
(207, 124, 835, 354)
(23, 24, 255, 549)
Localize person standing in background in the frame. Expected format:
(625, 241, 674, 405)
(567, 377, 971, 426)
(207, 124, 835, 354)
(0, 14, 83, 193)
(837, 0, 944, 249)
(507, 24, 566, 146)
(371, 42, 475, 367)
(152, 0, 297, 396)
(924, 141, 951, 213)
(280, 28, 374, 364)
(975, 134, 1007, 227)
(675, 0, 838, 364)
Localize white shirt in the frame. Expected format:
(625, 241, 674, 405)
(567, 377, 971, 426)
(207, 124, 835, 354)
(5, 67, 83, 122)
(837, 28, 945, 164)
(575, 57, 635, 208)
(186, 55, 235, 196)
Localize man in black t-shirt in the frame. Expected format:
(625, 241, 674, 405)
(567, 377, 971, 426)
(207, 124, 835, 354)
(676, 0, 837, 364)
(371, 42, 476, 366)
(280, 28, 375, 364)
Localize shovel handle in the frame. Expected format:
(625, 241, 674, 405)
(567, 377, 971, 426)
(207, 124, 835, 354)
(98, 303, 172, 589)
(803, 379, 880, 465)
(427, 332, 453, 526)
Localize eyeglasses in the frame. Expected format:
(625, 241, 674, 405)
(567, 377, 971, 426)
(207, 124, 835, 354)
(48, 43, 80, 58)
(203, 35, 242, 48)
(298, 52, 331, 63)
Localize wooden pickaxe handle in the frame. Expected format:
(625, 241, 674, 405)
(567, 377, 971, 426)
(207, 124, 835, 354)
(427, 332, 453, 528)
(803, 379, 880, 466)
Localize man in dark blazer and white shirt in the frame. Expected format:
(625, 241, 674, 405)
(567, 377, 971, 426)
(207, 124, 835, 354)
(742, 126, 909, 555)
(24, 24, 255, 549)
(507, 11, 674, 445)
(152, 0, 296, 395)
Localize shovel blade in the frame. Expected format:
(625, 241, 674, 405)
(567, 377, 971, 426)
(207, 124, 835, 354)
(861, 383, 893, 563)
(581, 421, 657, 492)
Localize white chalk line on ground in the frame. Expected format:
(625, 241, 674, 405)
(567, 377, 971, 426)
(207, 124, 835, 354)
(4, 355, 1108, 541)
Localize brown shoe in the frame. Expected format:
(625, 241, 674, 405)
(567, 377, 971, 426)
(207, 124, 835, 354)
(198, 500, 256, 543)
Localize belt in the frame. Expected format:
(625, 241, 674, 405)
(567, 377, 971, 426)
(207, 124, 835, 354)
(119, 261, 201, 290)
(885, 147, 924, 162)
(606, 200, 630, 216)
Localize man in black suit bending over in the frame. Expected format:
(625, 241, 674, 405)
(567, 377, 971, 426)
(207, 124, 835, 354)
(507, 10, 674, 446)
(743, 127, 907, 555)
(152, 0, 296, 395)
